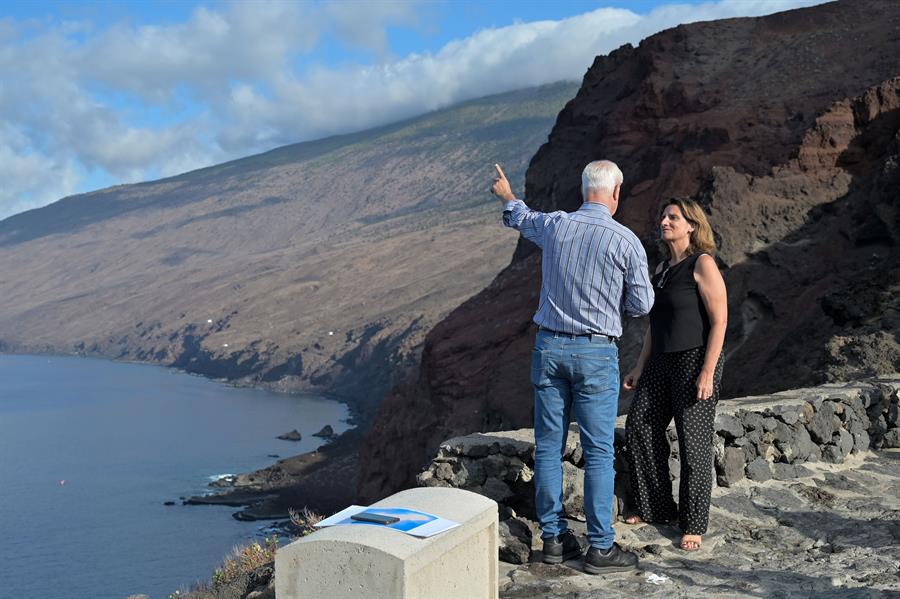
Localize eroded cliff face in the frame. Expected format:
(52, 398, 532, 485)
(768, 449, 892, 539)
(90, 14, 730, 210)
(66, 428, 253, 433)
(358, 0, 900, 501)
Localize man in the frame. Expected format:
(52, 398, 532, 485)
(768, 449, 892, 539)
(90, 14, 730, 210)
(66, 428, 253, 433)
(491, 160, 653, 573)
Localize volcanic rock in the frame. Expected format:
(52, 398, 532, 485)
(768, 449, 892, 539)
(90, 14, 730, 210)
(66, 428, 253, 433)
(277, 430, 301, 442)
(312, 425, 335, 439)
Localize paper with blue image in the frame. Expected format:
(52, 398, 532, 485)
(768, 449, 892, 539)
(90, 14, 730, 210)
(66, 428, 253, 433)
(315, 504, 459, 538)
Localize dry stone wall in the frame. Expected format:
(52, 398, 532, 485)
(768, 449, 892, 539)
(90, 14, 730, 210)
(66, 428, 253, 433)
(417, 377, 900, 563)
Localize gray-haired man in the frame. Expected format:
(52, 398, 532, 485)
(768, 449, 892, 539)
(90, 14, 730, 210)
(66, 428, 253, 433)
(491, 160, 653, 573)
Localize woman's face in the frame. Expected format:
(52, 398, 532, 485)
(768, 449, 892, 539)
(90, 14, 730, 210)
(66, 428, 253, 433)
(660, 204, 694, 243)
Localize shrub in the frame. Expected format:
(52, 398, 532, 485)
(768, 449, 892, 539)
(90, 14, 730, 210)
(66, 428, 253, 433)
(288, 506, 323, 537)
(211, 536, 278, 588)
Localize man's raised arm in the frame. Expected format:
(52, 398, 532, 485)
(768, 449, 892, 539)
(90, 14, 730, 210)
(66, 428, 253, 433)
(491, 163, 553, 249)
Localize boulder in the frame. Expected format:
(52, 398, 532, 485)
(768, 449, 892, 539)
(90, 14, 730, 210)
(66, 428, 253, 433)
(848, 416, 867, 436)
(480, 478, 514, 503)
(450, 458, 486, 488)
(822, 444, 844, 464)
(807, 444, 822, 463)
(807, 402, 836, 444)
(739, 410, 765, 431)
(845, 395, 870, 427)
(746, 458, 772, 482)
(734, 437, 757, 461)
(498, 517, 533, 564)
(882, 428, 900, 448)
(888, 400, 900, 427)
(789, 424, 817, 463)
(716, 446, 746, 487)
(869, 415, 889, 443)
(716, 414, 745, 439)
(853, 431, 872, 451)
(835, 427, 854, 457)
(772, 421, 795, 445)
(769, 404, 804, 426)
(744, 428, 763, 446)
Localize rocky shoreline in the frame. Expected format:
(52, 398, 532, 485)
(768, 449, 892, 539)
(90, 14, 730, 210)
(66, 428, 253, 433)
(184, 428, 365, 521)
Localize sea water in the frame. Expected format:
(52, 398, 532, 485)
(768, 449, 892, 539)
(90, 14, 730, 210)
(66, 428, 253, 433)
(0, 354, 349, 599)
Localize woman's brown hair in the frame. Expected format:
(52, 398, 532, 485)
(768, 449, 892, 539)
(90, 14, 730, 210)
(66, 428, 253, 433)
(657, 198, 716, 260)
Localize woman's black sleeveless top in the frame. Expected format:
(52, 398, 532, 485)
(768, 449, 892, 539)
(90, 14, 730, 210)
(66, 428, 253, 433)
(649, 253, 711, 355)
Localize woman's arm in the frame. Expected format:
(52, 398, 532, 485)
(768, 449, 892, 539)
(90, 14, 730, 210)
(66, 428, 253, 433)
(694, 254, 728, 400)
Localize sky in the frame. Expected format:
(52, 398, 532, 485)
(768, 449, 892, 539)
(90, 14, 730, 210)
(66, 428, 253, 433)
(0, 0, 827, 220)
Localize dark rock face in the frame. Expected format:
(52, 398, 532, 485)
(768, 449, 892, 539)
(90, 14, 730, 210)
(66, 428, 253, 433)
(359, 0, 900, 502)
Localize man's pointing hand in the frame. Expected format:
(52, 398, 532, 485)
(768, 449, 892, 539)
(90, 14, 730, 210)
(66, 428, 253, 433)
(490, 163, 515, 201)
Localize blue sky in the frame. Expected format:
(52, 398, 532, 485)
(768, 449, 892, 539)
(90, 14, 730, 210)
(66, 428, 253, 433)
(0, 0, 825, 219)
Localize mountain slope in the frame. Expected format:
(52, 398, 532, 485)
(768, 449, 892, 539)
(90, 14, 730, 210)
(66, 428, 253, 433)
(0, 82, 579, 415)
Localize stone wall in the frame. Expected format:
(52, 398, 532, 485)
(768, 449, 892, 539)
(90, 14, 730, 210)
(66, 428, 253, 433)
(416, 377, 900, 563)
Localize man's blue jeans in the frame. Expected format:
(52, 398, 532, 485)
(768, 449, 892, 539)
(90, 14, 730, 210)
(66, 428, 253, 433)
(531, 329, 619, 550)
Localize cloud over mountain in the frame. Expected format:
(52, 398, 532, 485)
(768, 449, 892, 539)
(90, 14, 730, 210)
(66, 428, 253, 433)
(0, 0, 823, 219)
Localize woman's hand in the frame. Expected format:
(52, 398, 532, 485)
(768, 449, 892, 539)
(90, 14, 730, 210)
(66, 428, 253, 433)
(696, 368, 715, 400)
(623, 367, 643, 391)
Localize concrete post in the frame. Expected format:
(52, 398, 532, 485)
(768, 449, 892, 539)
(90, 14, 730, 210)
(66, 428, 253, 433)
(275, 487, 498, 599)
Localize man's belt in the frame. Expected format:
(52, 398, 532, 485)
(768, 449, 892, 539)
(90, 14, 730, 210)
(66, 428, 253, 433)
(538, 326, 617, 342)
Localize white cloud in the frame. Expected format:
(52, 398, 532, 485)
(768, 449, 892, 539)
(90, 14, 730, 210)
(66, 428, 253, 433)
(326, 0, 423, 58)
(0, 0, 826, 221)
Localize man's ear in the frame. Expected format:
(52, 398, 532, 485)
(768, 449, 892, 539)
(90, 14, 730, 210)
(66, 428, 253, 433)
(613, 184, 621, 203)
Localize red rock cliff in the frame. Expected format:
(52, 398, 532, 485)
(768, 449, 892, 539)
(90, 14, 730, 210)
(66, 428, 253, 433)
(359, 0, 900, 501)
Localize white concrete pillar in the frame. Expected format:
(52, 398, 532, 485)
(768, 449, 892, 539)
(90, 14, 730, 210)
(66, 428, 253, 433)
(275, 487, 498, 599)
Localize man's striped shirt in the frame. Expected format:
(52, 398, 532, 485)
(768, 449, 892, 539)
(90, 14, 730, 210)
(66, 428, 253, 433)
(503, 199, 654, 337)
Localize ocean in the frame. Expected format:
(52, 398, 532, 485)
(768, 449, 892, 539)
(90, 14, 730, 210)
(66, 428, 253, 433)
(0, 354, 349, 599)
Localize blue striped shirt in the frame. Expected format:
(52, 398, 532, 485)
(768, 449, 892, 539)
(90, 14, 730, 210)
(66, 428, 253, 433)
(503, 200, 654, 337)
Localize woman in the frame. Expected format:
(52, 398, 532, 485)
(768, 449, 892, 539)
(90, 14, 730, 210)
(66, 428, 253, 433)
(622, 198, 727, 552)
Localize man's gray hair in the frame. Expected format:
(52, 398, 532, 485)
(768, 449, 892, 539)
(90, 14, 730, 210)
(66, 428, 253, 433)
(581, 160, 623, 196)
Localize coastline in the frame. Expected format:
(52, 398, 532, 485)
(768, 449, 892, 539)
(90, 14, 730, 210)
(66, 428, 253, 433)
(185, 428, 365, 520)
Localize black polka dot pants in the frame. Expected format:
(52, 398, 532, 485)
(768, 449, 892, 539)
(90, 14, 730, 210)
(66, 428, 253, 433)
(625, 346, 723, 535)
